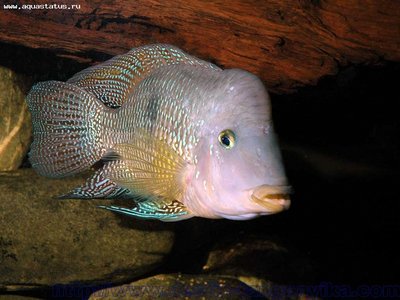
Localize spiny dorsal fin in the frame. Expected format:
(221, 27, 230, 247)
(104, 129, 187, 202)
(67, 44, 220, 107)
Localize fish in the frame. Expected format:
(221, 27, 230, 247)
(26, 44, 291, 221)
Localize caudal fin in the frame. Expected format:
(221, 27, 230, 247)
(26, 81, 108, 178)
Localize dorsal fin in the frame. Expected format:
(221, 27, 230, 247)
(67, 44, 220, 107)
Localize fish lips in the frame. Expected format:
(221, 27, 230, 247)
(250, 184, 292, 214)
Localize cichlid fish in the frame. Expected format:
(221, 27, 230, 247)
(26, 44, 291, 221)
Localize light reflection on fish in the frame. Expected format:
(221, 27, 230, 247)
(26, 44, 291, 221)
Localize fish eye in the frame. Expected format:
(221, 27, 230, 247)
(218, 129, 236, 149)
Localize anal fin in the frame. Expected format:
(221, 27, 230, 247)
(59, 165, 134, 199)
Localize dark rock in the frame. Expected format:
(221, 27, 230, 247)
(0, 66, 32, 171)
(202, 233, 316, 298)
(0, 169, 175, 291)
(202, 233, 315, 283)
(89, 274, 265, 300)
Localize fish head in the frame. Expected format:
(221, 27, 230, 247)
(186, 69, 291, 220)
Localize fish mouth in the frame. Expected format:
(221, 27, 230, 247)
(250, 184, 291, 214)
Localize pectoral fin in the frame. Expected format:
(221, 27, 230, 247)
(98, 199, 192, 221)
(99, 130, 190, 220)
(104, 129, 187, 202)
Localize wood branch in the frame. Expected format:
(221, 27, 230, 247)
(0, 0, 399, 94)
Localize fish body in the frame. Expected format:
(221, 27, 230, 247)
(26, 44, 290, 221)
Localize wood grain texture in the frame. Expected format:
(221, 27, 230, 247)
(0, 0, 399, 93)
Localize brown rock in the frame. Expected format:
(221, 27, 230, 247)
(0, 66, 31, 171)
(0, 169, 175, 291)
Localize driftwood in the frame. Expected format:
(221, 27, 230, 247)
(0, 0, 399, 93)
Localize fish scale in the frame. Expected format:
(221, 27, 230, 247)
(105, 66, 224, 162)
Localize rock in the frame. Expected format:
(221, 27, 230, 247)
(0, 66, 32, 171)
(234, 277, 274, 299)
(0, 295, 43, 300)
(202, 233, 316, 297)
(89, 274, 265, 300)
(235, 276, 320, 300)
(0, 169, 175, 291)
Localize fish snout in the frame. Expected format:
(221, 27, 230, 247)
(250, 184, 291, 213)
